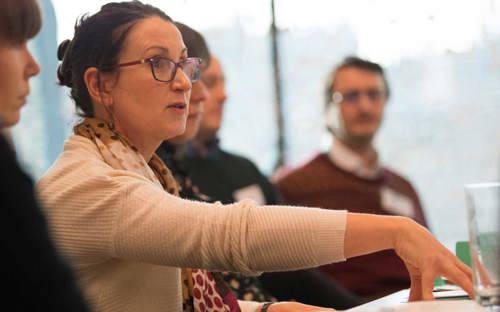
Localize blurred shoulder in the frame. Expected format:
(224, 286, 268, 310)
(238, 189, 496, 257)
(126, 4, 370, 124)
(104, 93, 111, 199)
(382, 166, 418, 192)
(276, 153, 330, 187)
(218, 149, 261, 171)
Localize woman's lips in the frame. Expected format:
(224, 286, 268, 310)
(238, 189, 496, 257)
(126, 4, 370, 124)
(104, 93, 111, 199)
(167, 102, 187, 115)
(18, 96, 27, 107)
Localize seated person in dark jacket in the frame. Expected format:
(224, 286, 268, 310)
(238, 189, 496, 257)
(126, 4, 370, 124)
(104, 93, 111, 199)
(157, 43, 364, 309)
(277, 56, 428, 300)
(0, 0, 89, 310)
(176, 55, 280, 206)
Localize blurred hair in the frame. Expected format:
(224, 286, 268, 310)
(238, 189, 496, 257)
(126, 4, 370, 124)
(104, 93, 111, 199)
(175, 22, 210, 68)
(324, 56, 390, 109)
(0, 0, 42, 44)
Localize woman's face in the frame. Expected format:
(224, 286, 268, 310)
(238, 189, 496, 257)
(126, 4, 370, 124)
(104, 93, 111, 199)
(107, 17, 192, 144)
(0, 41, 40, 128)
(169, 79, 208, 144)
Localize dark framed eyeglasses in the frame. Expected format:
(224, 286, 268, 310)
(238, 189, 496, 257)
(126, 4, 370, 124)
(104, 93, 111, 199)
(111, 56, 202, 83)
(332, 89, 386, 105)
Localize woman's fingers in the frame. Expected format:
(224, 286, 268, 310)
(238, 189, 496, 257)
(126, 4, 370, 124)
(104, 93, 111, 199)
(441, 261, 475, 298)
(395, 218, 474, 301)
(407, 255, 474, 301)
(456, 258, 473, 279)
(420, 271, 436, 300)
(408, 276, 423, 301)
(404, 262, 423, 301)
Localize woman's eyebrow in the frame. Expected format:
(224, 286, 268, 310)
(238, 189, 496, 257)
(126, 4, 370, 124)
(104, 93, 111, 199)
(145, 46, 170, 55)
(145, 46, 188, 59)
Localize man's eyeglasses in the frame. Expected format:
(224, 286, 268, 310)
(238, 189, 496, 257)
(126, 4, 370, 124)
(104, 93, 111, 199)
(110, 56, 202, 83)
(332, 89, 386, 105)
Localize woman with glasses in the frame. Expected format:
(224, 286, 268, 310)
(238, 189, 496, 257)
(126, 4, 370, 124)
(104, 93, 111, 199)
(38, 1, 472, 312)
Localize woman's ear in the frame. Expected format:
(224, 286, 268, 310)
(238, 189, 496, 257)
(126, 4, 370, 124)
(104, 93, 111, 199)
(83, 67, 114, 107)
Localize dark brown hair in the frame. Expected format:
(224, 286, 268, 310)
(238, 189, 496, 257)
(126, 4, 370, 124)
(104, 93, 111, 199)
(324, 56, 390, 109)
(57, 1, 173, 117)
(0, 0, 42, 44)
(175, 22, 210, 67)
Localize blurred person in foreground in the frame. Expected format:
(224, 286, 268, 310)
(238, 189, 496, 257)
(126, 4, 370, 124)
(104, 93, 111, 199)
(0, 0, 90, 310)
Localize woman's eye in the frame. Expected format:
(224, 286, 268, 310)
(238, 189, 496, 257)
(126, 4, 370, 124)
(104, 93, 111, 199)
(151, 58, 164, 68)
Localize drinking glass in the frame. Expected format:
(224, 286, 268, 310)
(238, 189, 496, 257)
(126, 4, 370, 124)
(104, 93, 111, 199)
(465, 182, 500, 309)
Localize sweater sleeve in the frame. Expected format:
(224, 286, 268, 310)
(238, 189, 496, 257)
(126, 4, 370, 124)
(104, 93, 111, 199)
(38, 151, 346, 276)
(115, 171, 346, 275)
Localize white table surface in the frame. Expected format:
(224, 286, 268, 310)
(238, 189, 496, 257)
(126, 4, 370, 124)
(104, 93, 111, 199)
(343, 288, 489, 312)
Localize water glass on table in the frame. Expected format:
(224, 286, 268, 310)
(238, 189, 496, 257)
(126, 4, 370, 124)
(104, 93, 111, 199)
(465, 182, 500, 310)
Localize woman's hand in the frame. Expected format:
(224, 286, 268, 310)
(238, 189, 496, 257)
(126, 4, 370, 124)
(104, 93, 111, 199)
(394, 218, 473, 301)
(257, 302, 335, 312)
(344, 213, 473, 301)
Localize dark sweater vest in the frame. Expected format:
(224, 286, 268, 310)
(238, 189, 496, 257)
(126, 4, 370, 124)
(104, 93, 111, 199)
(277, 153, 427, 299)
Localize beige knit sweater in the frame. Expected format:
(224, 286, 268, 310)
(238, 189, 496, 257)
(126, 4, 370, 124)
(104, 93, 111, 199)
(37, 135, 347, 312)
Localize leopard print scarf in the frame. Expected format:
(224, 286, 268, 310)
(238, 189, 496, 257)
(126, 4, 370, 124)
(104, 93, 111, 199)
(74, 118, 239, 312)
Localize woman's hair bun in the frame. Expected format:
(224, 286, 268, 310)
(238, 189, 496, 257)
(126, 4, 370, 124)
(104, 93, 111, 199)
(57, 39, 73, 87)
(57, 39, 71, 61)
(57, 39, 72, 61)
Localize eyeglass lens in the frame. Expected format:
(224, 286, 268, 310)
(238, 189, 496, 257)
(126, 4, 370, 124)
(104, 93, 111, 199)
(343, 89, 384, 103)
(151, 58, 200, 82)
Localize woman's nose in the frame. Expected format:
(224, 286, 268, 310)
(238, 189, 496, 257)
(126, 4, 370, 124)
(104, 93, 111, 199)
(25, 46, 40, 78)
(172, 66, 192, 92)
